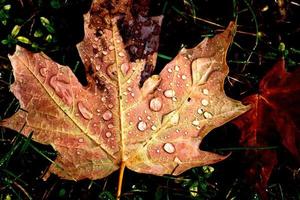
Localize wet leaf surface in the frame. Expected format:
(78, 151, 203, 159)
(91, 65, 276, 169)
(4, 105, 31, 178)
(0, 0, 249, 182)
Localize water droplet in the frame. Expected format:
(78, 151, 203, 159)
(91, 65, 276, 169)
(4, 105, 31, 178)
(49, 76, 72, 105)
(102, 50, 108, 55)
(174, 157, 182, 164)
(105, 132, 112, 138)
(164, 89, 175, 98)
(197, 108, 203, 115)
(101, 97, 106, 102)
(181, 75, 187, 80)
(202, 89, 209, 95)
(131, 93, 135, 97)
(121, 63, 129, 75)
(118, 52, 125, 57)
(108, 104, 114, 108)
(151, 125, 157, 131)
(78, 138, 84, 143)
(39, 67, 48, 77)
(137, 121, 147, 131)
(167, 68, 172, 73)
(102, 110, 113, 121)
(204, 112, 213, 119)
(201, 99, 209, 106)
(192, 119, 200, 126)
(170, 113, 180, 125)
(127, 87, 132, 92)
(149, 97, 162, 112)
(108, 45, 114, 51)
(163, 143, 176, 154)
(147, 116, 151, 120)
(175, 65, 180, 71)
(77, 101, 93, 120)
(108, 124, 114, 129)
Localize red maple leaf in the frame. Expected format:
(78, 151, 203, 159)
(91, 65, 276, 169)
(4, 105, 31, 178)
(233, 58, 300, 199)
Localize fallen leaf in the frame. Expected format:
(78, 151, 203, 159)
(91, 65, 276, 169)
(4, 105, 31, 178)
(0, 0, 249, 190)
(233, 58, 300, 199)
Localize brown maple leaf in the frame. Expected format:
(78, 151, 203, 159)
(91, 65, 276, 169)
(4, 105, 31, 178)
(233, 58, 300, 199)
(0, 0, 249, 197)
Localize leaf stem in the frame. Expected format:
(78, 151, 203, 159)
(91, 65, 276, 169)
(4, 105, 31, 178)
(117, 161, 125, 200)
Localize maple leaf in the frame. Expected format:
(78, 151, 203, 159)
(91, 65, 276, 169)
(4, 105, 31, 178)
(233, 58, 300, 199)
(0, 0, 249, 197)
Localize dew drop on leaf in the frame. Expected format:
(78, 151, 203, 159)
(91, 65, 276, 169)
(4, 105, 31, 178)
(77, 101, 93, 120)
(164, 89, 175, 98)
(201, 99, 209, 106)
(137, 121, 147, 131)
(174, 157, 182, 164)
(118, 52, 125, 57)
(203, 111, 213, 119)
(151, 125, 157, 131)
(197, 108, 203, 115)
(78, 138, 84, 143)
(163, 143, 176, 154)
(121, 63, 129, 75)
(108, 123, 114, 129)
(108, 45, 114, 51)
(49, 76, 72, 105)
(39, 67, 48, 77)
(202, 89, 209, 95)
(170, 113, 180, 125)
(192, 119, 200, 126)
(102, 110, 113, 121)
(149, 97, 162, 112)
(105, 132, 112, 138)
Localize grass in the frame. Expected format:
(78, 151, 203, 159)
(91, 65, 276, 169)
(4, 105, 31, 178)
(0, 0, 300, 199)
